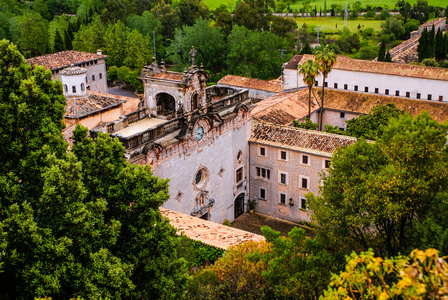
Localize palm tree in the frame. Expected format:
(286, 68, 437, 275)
(315, 47, 337, 131)
(298, 59, 320, 119)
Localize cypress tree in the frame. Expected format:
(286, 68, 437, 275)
(53, 30, 65, 52)
(417, 28, 427, 62)
(300, 41, 313, 54)
(435, 28, 444, 60)
(64, 28, 72, 50)
(444, 34, 448, 60)
(385, 51, 392, 62)
(378, 40, 386, 61)
(425, 25, 436, 60)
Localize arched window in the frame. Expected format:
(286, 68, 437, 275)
(81, 83, 85, 91)
(63, 85, 68, 93)
(72, 86, 76, 93)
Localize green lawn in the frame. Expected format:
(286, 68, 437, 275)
(204, 0, 446, 11)
(294, 17, 384, 33)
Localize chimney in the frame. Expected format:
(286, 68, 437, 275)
(97, 49, 102, 56)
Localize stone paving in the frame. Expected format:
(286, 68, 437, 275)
(231, 212, 315, 238)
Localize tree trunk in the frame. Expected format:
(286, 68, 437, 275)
(320, 79, 325, 131)
(308, 87, 312, 119)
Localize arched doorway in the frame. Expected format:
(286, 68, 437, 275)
(156, 93, 175, 116)
(191, 93, 199, 110)
(234, 193, 245, 219)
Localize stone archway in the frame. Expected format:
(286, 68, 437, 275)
(234, 193, 245, 219)
(156, 93, 175, 116)
(191, 93, 199, 110)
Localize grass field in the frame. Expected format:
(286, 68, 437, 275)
(204, 0, 447, 11)
(294, 17, 384, 32)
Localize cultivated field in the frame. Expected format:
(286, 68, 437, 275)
(294, 17, 384, 32)
(204, 0, 446, 11)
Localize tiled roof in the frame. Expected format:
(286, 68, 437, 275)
(160, 208, 265, 250)
(286, 54, 448, 81)
(251, 88, 319, 125)
(88, 91, 141, 115)
(60, 66, 87, 76)
(27, 50, 107, 70)
(419, 17, 446, 29)
(250, 121, 357, 157)
(319, 89, 448, 123)
(283, 55, 303, 69)
(65, 92, 126, 119)
(217, 75, 282, 93)
(152, 72, 185, 81)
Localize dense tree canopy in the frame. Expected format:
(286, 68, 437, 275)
(0, 39, 188, 299)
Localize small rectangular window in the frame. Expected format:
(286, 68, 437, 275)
(99, 73, 102, 79)
(72, 86, 76, 93)
(417, 93, 421, 99)
(257, 167, 261, 177)
(280, 193, 286, 204)
(256, 167, 270, 180)
(324, 81, 328, 87)
(364, 87, 368, 92)
(324, 159, 331, 169)
(92, 75, 95, 81)
(301, 198, 307, 210)
(301, 154, 309, 165)
(340, 112, 345, 118)
(334, 83, 338, 89)
(354, 85, 358, 91)
(406, 92, 410, 98)
(259, 146, 266, 156)
(344, 84, 348, 90)
(439, 96, 443, 101)
(280, 150, 287, 161)
(267, 170, 270, 180)
(339, 127, 345, 131)
(395, 90, 400, 96)
(236, 167, 243, 183)
(261, 168, 266, 178)
(315, 81, 318, 86)
(301, 178, 308, 189)
(385, 89, 389, 95)
(428, 94, 432, 100)
(280, 173, 287, 185)
(260, 188, 266, 199)
(375, 88, 379, 94)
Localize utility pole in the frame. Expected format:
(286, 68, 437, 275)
(278, 49, 287, 59)
(316, 26, 321, 45)
(153, 31, 156, 62)
(344, 3, 348, 28)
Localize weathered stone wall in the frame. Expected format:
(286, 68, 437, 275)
(216, 84, 278, 100)
(248, 141, 333, 223)
(321, 109, 359, 130)
(133, 108, 252, 224)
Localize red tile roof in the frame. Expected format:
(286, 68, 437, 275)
(218, 75, 282, 93)
(65, 92, 125, 119)
(27, 50, 107, 70)
(250, 121, 357, 156)
(160, 208, 264, 250)
(152, 72, 185, 81)
(286, 54, 448, 81)
(319, 88, 448, 123)
(251, 88, 319, 125)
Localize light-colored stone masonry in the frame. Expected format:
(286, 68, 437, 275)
(248, 141, 332, 223)
(54, 59, 107, 93)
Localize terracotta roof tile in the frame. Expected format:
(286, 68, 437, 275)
(250, 121, 357, 157)
(319, 89, 448, 123)
(283, 55, 303, 70)
(152, 72, 185, 81)
(65, 92, 126, 119)
(160, 208, 265, 250)
(218, 75, 282, 93)
(287, 54, 448, 81)
(27, 50, 107, 70)
(252, 89, 319, 125)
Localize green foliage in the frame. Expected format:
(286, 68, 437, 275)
(167, 18, 226, 73)
(308, 112, 448, 257)
(9, 12, 49, 57)
(323, 248, 448, 299)
(345, 103, 404, 140)
(315, 47, 337, 130)
(0, 41, 189, 299)
(178, 236, 224, 268)
(150, 0, 181, 40)
(223, 219, 232, 226)
(293, 118, 319, 130)
(378, 40, 386, 61)
(385, 50, 392, 62)
(298, 59, 320, 118)
(324, 124, 346, 135)
(381, 17, 405, 38)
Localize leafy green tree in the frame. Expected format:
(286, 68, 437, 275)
(308, 112, 448, 257)
(103, 21, 128, 67)
(385, 50, 392, 62)
(293, 118, 319, 130)
(381, 17, 405, 38)
(378, 40, 386, 61)
(150, 0, 181, 40)
(233, 1, 262, 31)
(397, 0, 412, 22)
(167, 18, 226, 73)
(417, 27, 428, 61)
(300, 40, 313, 54)
(345, 104, 404, 140)
(123, 29, 152, 69)
(227, 26, 288, 80)
(435, 27, 445, 60)
(315, 47, 337, 131)
(72, 16, 106, 53)
(298, 59, 320, 118)
(126, 11, 164, 55)
(9, 12, 49, 57)
(0, 40, 189, 299)
(177, 0, 209, 27)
